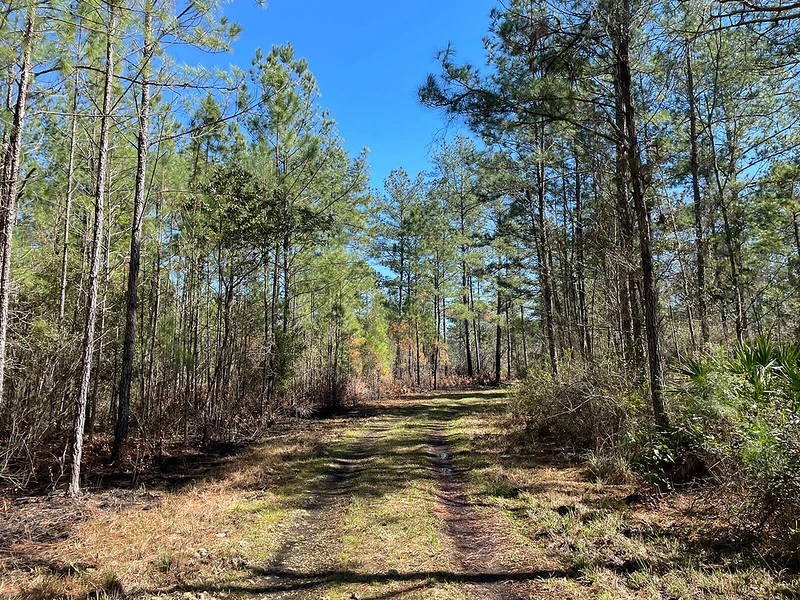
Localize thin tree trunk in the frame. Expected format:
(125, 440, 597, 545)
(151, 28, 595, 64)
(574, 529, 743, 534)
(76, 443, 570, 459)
(414, 318, 421, 387)
(89, 209, 112, 439)
(613, 75, 637, 365)
(113, 7, 152, 461)
(0, 11, 35, 407)
(261, 249, 270, 416)
(145, 196, 162, 416)
(614, 1, 666, 425)
(532, 157, 558, 376)
(672, 199, 697, 341)
(520, 306, 528, 368)
(69, 4, 115, 497)
(494, 290, 502, 386)
(505, 305, 512, 379)
(719, 193, 745, 343)
(574, 153, 591, 357)
(686, 42, 710, 345)
(471, 276, 481, 375)
(59, 58, 80, 327)
(462, 257, 473, 378)
(267, 239, 280, 407)
(433, 287, 440, 390)
(792, 207, 800, 296)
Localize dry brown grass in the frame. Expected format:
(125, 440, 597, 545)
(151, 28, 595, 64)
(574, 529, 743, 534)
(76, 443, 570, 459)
(447, 391, 799, 599)
(2, 391, 798, 599)
(1, 416, 349, 599)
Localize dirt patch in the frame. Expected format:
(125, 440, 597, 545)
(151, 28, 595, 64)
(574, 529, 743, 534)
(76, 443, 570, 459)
(249, 418, 395, 596)
(430, 427, 541, 599)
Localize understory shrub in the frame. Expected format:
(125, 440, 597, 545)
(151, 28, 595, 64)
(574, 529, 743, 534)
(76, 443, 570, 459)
(672, 339, 800, 539)
(512, 357, 649, 454)
(513, 339, 800, 543)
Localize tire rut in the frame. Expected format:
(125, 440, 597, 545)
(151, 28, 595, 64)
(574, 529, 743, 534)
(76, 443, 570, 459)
(430, 427, 530, 600)
(258, 418, 394, 596)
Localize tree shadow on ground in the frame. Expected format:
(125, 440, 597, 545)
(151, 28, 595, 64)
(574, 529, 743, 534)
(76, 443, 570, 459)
(148, 566, 573, 598)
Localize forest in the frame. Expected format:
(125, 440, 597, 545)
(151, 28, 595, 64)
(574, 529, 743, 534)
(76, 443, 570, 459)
(2, 0, 800, 597)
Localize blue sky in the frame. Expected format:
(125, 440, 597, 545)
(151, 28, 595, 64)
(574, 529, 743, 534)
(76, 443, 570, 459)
(193, 0, 495, 191)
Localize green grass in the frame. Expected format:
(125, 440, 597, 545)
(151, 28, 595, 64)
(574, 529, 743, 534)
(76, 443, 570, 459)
(5, 390, 799, 599)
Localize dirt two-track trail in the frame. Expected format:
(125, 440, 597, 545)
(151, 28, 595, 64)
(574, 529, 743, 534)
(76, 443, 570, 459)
(208, 391, 563, 599)
(161, 390, 559, 599)
(6, 390, 790, 599)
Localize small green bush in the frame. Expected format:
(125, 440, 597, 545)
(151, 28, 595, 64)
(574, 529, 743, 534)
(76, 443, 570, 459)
(672, 339, 800, 537)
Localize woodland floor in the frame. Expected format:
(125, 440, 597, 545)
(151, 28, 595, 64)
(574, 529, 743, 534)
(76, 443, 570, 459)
(2, 390, 799, 599)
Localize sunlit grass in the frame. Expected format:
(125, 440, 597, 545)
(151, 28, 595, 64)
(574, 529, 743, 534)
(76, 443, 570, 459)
(5, 390, 799, 599)
(445, 390, 799, 600)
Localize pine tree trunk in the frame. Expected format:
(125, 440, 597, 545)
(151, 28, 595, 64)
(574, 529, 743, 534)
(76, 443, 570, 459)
(0, 11, 35, 407)
(520, 306, 528, 368)
(574, 153, 591, 357)
(414, 319, 421, 387)
(668, 204, 697, 349)
(613, 73, 637, 363)
(59, 61, 80, 327)
(114, 7, 152, 462)
(719, 194, 745, 343)
(494, 290, 502, 386)
(532, 155, 558, 376)
(686, 42, 710, 345)
(69, 4, 115, 497)
(614, 0, 666, 426)
(261, 249, 271, 416)
(145, 196, 161, 420)
(505, 305, 512, 379)
(433, 288, 440, 390)
(470, 276, 481, 374)
(792, 208, 800, 287)
(89, 215, 112, 439)
(462, 255, 473, 378)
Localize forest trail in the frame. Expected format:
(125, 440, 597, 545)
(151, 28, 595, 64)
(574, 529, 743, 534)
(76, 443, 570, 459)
(3, 390, 792, 599)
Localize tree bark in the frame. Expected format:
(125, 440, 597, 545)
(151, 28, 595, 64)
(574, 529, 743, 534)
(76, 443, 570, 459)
(59, 57, 80, 327)
(613, 68, 637, 364)
(532, 153, 558, 376)
(613, 0, 666, 426)
(494, 289, 502, 386)
(0, 10, 35, 407)
(69, 3, 116, 497)
(460, 211, 473, 377)
(686, 42, 710, 345)
(113, 6, 152, 462)
(574, 152, 591, 357)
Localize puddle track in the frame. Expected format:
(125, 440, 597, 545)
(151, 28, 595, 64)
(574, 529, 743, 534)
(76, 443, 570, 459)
(430, 428, 530, 600)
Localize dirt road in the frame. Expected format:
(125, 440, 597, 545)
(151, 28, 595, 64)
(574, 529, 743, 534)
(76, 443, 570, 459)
(2, 391, 795, 599)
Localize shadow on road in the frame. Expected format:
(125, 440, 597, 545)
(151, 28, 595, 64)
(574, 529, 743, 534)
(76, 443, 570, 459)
(153, 566, 572, 598)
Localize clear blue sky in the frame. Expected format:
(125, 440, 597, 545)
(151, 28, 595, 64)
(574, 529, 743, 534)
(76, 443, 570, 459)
(194, 0, 495, 191)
